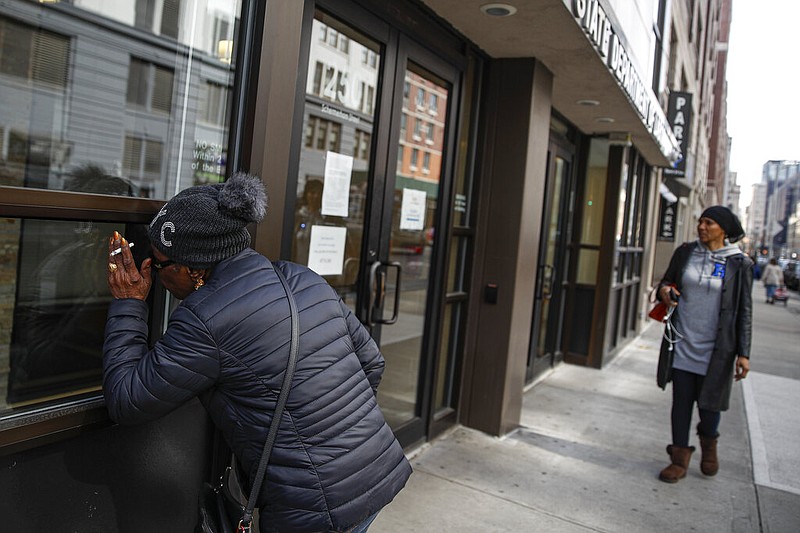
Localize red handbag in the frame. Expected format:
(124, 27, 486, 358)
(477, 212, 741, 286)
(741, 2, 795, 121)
(648, 284, 676, 321)
(648, 302, 669, 321)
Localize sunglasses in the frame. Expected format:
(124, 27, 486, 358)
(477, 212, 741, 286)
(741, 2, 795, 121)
(149, 254, 178, 271)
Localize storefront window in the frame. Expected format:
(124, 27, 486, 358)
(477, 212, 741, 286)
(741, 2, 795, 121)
(0, 0, 242, 198)
(0, 218, 151, 414)
(0, 0, 246, 419)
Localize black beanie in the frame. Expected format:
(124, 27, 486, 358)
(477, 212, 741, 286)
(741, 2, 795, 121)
(147, 172, 267, 268)
(701, 205, 745, 243)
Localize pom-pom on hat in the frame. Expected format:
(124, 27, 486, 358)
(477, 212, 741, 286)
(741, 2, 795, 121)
(148, 172, 267, 268)
(701, 205, 745, 243)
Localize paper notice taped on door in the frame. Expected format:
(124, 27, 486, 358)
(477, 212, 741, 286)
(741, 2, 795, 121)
(307, 225, 347, 276)
(400, 188, 426, 231)
(321, 151, 353, 217)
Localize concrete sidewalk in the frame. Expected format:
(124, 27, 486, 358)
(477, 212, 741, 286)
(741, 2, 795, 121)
(373, 293, 800, 532)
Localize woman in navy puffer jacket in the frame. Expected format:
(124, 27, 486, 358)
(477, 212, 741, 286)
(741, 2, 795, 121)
(104, 173, 411, 532)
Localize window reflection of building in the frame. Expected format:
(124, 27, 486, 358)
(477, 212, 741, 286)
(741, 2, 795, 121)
(0, 0, 242, 413)
(307, 22, 377, 116)
(0, 0, 238, 198)
(396, 71, 446, 184)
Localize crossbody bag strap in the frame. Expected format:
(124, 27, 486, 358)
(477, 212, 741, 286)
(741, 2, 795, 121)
(239, 264, 299, 532)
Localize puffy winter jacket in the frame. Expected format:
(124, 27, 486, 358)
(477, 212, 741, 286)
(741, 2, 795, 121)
(103, 249, 412, 532)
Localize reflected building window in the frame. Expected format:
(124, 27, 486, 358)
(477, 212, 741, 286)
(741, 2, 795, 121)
(0, 17, 69, 87)
(135, 0, 180, 38)
(413, 119, 422, 140)
(201, 81, 228, 125)
(304, 116, 342, 152)
(354, 130, 371, 160)
(429, 93, 438, 113)
(126, 58, 174, 113)
(123, 135, 163, 196)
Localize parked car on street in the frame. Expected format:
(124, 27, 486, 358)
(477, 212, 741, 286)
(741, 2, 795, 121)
(783, 261, 800, 291)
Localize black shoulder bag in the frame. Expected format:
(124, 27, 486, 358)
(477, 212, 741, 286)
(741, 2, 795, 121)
(197, 265, 299, 533)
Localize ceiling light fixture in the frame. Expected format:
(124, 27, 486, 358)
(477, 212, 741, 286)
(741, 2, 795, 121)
(480, 3, 517, 17)
(576, 99, 600, 106)
(595, 117, 615, 123)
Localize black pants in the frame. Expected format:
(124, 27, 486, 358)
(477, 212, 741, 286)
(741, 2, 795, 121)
(671, 368, 721, 446)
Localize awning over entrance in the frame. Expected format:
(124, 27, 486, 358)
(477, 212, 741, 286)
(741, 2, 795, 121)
(421, 0, 680, 167)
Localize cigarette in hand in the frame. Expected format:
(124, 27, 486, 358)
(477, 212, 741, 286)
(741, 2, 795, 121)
(109, 242, 134, 256)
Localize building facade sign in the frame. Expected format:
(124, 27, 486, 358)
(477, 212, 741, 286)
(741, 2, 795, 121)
(663, 92, 693, 177)
(571, 0, 680, 164)
(658, 196, 677, 241)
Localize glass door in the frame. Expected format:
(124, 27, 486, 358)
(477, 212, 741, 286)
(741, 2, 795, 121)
(290, 9, 460, 446)
(527, 139, 574, 382)
(377, 50, 455, 444)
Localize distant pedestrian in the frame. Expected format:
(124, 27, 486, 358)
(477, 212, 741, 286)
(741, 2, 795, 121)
(655, 205, 753, 483)
(761, 258, 784, 304)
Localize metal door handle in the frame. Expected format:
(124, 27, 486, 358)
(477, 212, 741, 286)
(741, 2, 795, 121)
(368, 261, 402, 327)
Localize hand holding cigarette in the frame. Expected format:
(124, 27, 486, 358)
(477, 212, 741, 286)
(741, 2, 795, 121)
(106, 231, 152, 301)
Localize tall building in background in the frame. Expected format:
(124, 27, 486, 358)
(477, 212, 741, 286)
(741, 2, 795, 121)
(654, 0, 733, 278)
(727, 170, 741, 217)
(760, 160, 800, 257)
(706, 0, 732, 208)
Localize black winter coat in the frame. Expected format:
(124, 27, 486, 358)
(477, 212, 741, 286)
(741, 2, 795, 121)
(657, 241, 753, 411)
(104, 249, 411, 532)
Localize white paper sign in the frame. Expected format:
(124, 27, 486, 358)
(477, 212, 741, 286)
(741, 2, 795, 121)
(321, 151, 353, 217)
(400, 188, 427, 231)
(307, 225, 347, 276)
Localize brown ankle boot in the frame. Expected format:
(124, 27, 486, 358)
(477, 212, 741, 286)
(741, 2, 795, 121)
(659, 445, 695, 483)
(698, 434, 719, 476)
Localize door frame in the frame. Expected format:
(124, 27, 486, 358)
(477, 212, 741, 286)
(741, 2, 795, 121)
(526, 133, 576, 383)
(382, 34, 462, 447)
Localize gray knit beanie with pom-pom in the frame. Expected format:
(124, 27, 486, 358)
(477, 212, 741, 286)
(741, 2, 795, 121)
(147, 172, 267, 268)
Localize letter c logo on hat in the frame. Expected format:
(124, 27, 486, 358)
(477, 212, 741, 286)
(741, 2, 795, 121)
(161, 221, 175, 247)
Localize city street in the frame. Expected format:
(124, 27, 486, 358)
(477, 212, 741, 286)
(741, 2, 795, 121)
(373, 285, 800, 532)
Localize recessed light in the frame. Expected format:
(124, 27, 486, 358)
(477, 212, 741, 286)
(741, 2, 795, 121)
(577, 99, 600, 106)
(595, 117, 615, 123)
(480, 3, 517, 17)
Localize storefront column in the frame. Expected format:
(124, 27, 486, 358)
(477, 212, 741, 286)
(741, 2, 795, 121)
(462, 58, 552, 436)
(248, 0, 309, 259)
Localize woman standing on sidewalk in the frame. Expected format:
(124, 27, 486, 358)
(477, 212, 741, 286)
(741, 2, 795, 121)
(761, 258, 784, 304)
(655, 205, 753, 483)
